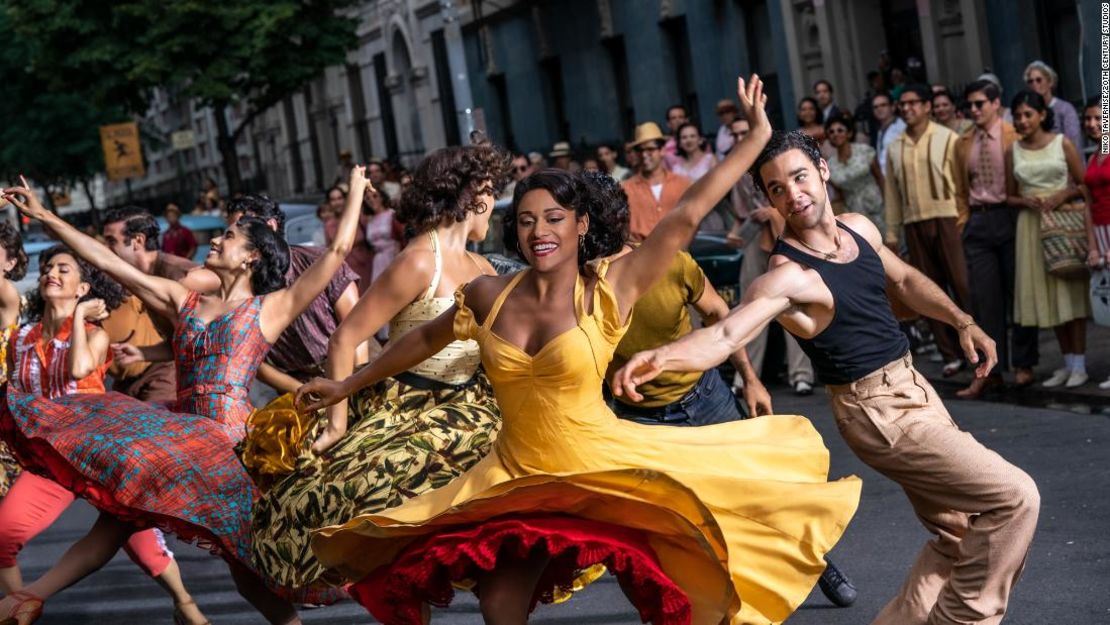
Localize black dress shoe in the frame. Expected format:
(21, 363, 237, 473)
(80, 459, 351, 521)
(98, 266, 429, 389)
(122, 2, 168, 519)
(818, 557, 858, 607)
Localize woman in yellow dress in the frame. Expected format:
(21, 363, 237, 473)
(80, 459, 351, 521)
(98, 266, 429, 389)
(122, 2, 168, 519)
(297, 75, 862, 625)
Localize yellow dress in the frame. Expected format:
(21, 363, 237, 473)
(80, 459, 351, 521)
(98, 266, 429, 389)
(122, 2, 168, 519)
(312, 261, 861, 625)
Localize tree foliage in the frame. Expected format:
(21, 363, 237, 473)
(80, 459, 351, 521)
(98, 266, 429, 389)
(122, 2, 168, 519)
(0, 9, 121, 207)
(6, 0, 361, 191)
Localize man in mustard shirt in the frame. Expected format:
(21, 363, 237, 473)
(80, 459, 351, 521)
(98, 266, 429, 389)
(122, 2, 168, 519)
(604, 248, 858, 608)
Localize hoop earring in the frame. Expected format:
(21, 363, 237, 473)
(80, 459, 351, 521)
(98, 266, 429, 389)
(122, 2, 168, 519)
(579, 233, 585, 248)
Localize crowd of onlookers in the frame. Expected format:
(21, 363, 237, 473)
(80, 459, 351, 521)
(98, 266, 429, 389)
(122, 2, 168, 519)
(491, 58, 1110, 396)
(179, 55, 1110, 397)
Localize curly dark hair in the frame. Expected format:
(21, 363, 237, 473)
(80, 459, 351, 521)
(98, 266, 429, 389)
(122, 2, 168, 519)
(752, 130, 824, 194)
(0, 222, 28, 281)
(24, 245, 126, 323)
(236, 216, 290, 295)
(397, 144, 512, 235)
(503, 169, 628, 267)
(228, 194, 286, 236)
(102, 206, 160, 251)
(1011, 90, 1055, 132)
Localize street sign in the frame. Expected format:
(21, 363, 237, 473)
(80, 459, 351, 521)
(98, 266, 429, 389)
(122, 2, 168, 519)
(99, 122, 145, 181)
(171, 129, 196, 150)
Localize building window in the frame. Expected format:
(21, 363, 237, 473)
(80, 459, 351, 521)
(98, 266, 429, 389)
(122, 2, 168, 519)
(373, 52, 400, 159)
(603, 35, 634, 142)
(539, 56, 570, 142)
(346, 63, 373, 159)
(742, 0, 784, 130)
(488, 73, 515, 151)
(661, 16, 697, 123)
(431, 29, 461, 146)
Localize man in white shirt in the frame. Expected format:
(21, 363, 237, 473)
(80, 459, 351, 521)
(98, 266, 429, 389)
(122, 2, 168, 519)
(872, 92, 907, 176)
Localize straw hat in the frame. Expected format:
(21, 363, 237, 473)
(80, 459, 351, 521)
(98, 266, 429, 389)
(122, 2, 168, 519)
(629, 122, 666, 148)
(549, 141, 572, 158)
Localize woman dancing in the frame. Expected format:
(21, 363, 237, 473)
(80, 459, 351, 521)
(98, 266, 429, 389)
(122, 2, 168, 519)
(0, 245, 208, 625)
(298, 75, 861, 625)
(245, 145, 507, 596)
(0, 165, 369, 624)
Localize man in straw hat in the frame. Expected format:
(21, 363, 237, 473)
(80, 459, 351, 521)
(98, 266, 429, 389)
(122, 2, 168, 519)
(549, 141, 573, 170)
(622, 121, 692, 241)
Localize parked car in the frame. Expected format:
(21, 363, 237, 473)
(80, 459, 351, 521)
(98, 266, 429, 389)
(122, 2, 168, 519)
(156, 214, 228, 264)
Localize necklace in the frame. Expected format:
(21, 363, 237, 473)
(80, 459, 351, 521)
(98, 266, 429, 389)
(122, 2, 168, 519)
(797, 229, 842, 260)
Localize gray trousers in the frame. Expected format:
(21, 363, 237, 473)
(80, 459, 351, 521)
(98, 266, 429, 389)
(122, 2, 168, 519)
(739, 237, 814, 384)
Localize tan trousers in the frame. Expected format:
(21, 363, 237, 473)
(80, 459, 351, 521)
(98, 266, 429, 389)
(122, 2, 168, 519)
(827, 354, 1039, 625)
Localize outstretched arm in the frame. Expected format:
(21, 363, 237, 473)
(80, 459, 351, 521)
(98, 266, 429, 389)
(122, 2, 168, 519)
(259, 165, 368, 343)
(4, 182, 188, 321)
(608, 75, 771, 316)
(295, 306, 457, 413)
(309, 249, 435, 453)
(692, 278, 772, 416)
(611, 266, 798, 402)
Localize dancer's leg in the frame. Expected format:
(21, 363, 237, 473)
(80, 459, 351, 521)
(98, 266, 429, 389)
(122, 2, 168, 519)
(0, 473, 76, 593)
(227, 562, 301, 625)
(123, 529, 208, 624)
(476, 545, 549, 625)
(17, 512, 132, 599)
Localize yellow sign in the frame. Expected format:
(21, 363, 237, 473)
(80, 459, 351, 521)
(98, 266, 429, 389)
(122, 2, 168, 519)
(99, 122, 145, 181)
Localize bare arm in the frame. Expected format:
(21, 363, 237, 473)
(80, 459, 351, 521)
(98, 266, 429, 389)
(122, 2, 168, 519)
(611, 266, 798, 401)
(332, 281, 372, 367)
(310, 250, 433, 452)
(1046, 137, 1087, 210)
(882, 149, 903, 245)
(69, 301, 111, 380)
(4, 185, 188, 320)
(181, 267, 221, 294)
(608, 74, 771, 316)
(0, 280, 20, 328)
(691, 278, 772, 415)
(296, 307, 457, 412)
(256, 362, 303, 395)
(1005, 145, 1036, 209)
(259, 166, 368, 343)
(110, 339, 174, 366)
(843, 213, 997, 377)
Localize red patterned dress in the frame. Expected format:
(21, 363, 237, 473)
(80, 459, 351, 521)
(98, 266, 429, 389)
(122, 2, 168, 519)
(0, 293, 268, 568)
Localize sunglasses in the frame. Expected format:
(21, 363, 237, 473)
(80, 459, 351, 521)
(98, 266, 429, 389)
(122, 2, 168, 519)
(1026, 76, 1045, 85)
(515, 165, 529, 173)
(967, 99, 990, 110)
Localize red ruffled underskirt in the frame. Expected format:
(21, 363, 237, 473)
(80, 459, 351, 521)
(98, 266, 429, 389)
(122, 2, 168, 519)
(349, 516, 691, 625)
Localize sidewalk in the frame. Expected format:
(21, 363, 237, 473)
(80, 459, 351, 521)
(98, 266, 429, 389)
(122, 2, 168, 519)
(913, 322, 1110, 410)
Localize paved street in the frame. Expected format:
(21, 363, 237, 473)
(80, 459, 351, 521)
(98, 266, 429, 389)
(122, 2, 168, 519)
(16, 390, 1109, 624)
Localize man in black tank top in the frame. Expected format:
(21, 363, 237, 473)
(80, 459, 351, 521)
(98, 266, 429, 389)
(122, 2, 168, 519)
(614, 131, 1040, 625)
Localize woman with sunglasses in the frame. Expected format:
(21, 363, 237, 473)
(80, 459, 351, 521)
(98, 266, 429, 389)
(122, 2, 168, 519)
(1024, 60, 1082, 153)
(825, 112, 885, 232)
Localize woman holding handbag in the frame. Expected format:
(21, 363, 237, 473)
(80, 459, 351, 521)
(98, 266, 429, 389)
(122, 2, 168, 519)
(1006, 90, 1091, 388)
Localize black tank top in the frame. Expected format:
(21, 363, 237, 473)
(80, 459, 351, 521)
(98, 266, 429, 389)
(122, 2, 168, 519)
(770, 222, 910, 385)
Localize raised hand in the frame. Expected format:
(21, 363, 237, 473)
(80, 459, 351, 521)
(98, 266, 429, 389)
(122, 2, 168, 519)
(75, 298, 109, 322)
(737, 74, 770, 138)
(349, 164, 370, 198)
(3, 177, 52, 222)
